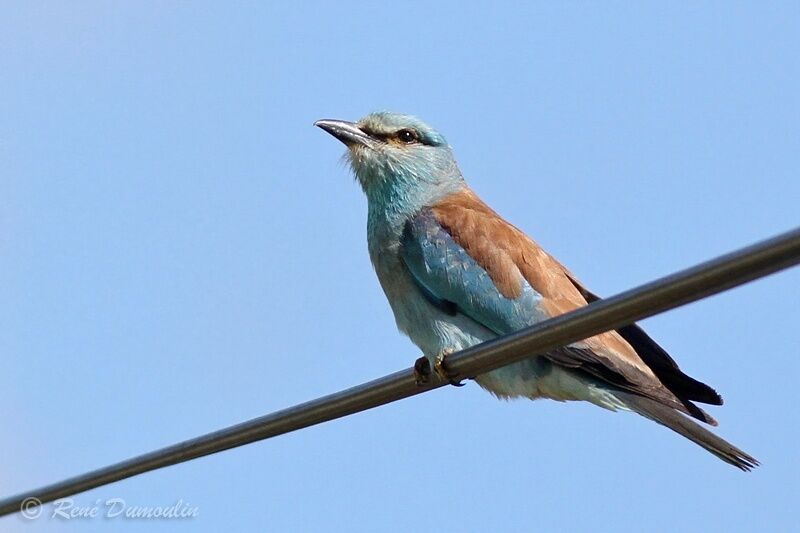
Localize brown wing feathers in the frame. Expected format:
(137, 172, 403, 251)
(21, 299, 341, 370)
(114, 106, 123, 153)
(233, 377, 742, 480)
(432, 189, 721, 425)
(564, 272, 724, 407)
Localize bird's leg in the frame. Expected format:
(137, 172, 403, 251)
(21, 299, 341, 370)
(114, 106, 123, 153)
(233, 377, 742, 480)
(414, 351, 466, 387)
(434, 348, 466, 387)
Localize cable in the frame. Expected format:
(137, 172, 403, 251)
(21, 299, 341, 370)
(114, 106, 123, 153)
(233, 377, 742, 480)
(1, 226, 798, 518)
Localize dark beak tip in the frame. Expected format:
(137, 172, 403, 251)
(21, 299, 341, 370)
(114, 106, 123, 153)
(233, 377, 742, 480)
(314, 118, 372, 147)
(313, 119, 345, 135)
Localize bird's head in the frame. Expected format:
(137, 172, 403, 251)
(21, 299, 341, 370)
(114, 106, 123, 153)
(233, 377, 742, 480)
(315, 112, 464, 210)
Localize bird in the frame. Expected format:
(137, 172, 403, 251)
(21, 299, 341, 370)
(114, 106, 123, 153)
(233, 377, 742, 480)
(315, 111, 757, 470)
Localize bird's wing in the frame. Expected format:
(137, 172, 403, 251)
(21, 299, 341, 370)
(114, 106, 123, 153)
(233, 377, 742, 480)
(400, 189, 716, 423)
(563, 273, 723, 405)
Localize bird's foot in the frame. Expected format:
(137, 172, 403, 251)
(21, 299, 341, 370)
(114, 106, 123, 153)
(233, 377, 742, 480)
(434, 349, 465, 387)
(413, 356, 431, 386)
(414, 352, 466, 387)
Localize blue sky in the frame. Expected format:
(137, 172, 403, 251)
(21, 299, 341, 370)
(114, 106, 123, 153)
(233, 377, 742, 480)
(2, 2, 798, 532)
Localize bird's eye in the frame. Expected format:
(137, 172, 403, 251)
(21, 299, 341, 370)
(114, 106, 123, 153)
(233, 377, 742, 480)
(396, 129, 417, 144)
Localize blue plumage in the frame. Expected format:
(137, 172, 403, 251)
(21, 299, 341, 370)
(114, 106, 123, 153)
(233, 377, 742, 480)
(315, 111, 758, 470)
(401, 208, 548, 335)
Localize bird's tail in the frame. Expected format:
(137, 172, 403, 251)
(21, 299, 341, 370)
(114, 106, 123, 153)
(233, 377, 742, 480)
(613, 390, 759, 471)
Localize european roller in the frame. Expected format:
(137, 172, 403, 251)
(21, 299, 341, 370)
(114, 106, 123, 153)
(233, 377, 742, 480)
(315, 112, 757, 470)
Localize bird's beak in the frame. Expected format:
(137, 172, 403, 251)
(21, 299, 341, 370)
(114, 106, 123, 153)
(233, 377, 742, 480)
(314, 119, 374, 148)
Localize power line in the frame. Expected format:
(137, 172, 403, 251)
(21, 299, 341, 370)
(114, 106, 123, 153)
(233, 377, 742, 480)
(2, 227, 799, 517)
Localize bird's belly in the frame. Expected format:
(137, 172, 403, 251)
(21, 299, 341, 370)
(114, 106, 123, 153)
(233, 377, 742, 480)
(377, 262, 555, 399)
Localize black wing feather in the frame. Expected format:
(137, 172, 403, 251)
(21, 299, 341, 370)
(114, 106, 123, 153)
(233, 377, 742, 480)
(566, 274, 723, 406)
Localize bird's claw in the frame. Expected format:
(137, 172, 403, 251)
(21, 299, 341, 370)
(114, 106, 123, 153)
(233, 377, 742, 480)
(414, 352, 466, 387)
(434, 350, 466, 387)
(414, 356, 431, 386)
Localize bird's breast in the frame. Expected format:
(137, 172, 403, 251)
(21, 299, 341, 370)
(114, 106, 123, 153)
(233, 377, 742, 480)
(368, 233, 494, 357)
(366, 231, 569, 401)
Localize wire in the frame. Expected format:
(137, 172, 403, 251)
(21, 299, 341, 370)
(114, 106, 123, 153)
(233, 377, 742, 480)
(2, 226, 799, 517)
